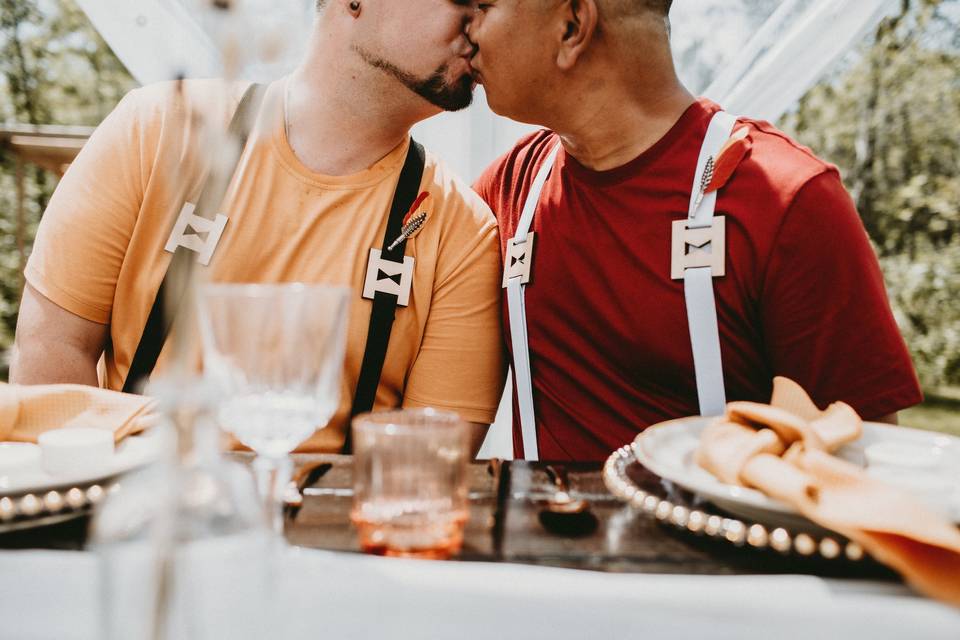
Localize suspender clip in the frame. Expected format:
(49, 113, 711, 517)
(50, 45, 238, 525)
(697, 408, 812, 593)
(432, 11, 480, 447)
(363, 248, 415, 307)
(502, 232, 536, 288)
(163, 202, 229, 266)
(671, 216, 726, 280)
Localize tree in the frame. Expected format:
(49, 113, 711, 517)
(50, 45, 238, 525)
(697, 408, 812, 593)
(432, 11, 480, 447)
(782, 0, 960, 388)
(0, 0, 135, 361)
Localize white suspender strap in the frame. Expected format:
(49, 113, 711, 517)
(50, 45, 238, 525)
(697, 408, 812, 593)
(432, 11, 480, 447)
(681, 111, 738, 416)
(517, 143, 562, 242)
(505, 142, 562, 461)
(506, 114, 737, 456)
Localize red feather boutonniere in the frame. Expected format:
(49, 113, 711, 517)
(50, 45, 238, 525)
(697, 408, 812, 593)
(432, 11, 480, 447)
(705, 126, 752, 195)
(388, 191, 431, 251)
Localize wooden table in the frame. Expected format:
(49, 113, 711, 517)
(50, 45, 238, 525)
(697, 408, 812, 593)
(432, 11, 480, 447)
(284, 455, 899, 581)
(0, 454, 901, 584)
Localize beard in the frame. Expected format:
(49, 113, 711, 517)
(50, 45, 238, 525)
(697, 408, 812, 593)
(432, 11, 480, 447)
(353, 46, 475, 112)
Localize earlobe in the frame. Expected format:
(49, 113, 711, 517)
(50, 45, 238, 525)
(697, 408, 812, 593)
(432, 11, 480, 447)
(556, 0, 598, 71)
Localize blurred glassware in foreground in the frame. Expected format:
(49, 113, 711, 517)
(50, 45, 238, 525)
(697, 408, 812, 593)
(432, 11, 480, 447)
(198, 282, 350, 536)
(91, 377, 269, 640)
(177, 0, 315, 81)
(351, 409, 470, 559)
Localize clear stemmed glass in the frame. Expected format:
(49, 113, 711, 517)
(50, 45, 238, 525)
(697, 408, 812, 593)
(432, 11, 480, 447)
(198, 282, 350, 535)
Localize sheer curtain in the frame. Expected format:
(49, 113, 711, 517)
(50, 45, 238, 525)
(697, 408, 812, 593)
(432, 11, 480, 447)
(74, 0, 900, 459)
(709, 0, 900, 121)
(74, 0, 899, 178)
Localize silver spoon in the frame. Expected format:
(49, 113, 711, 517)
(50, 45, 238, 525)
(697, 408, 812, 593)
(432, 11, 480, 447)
(538, 465, 598, 536)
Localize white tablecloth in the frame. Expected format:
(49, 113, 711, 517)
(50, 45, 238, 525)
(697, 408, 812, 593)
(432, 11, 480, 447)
(2, 542, 959, 640)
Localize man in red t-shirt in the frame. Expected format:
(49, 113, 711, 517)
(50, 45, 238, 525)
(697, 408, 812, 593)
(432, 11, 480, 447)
(467, 1, 921, 461)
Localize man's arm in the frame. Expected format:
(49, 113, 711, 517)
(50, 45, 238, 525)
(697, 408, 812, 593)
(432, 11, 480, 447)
(762, 171, 923, 419)
(401, 189, 507, 450)
(466, 422, 490, 459)
(9, 283, 108, 386)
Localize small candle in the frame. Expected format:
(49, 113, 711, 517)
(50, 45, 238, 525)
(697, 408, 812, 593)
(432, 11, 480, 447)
(0, 443, 42, 473)
(38, 428, 114, 477)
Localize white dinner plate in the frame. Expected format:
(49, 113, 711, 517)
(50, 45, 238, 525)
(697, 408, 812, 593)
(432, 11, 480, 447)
(0, 430, 165, 496)
(632, 416, 960, 530)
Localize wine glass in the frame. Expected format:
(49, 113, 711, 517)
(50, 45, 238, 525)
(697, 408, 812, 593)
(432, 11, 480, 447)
(198, 283, 350, 535)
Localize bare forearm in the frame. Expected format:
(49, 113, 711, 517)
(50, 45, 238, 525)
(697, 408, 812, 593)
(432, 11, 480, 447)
(9, 339, 100, 386)
(467, 422, 489, 459)
(10, 283, 107, 387)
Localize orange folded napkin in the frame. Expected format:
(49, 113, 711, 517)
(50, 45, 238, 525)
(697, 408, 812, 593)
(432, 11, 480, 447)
(696, 377, 960, 607)
(0, 382, 156, 444)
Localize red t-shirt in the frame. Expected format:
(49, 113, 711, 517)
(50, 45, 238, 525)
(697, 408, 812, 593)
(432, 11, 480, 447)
(474, 99, 922, 462)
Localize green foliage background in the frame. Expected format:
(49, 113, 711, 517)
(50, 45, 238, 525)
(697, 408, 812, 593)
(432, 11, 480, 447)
(781, 0, 960, 391)
(0, 0, 958, 405)
(0, 0, 134, 364)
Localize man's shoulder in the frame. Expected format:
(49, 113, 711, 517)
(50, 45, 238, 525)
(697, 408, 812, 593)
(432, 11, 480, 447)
(735, 116, 841, 206)
(415, 149, 501, 274)
(473, 129, 557, 215)
(421, 148, 496, 233)
(483, 128, 556, 180)
(116, 79, 257, 129)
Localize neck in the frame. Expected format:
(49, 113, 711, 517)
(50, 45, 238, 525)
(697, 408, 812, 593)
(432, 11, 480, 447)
(284, 28, 436, 176)
(552, 69, 695, 172)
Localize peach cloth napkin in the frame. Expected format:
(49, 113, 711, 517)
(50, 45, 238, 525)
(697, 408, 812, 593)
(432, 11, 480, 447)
(0, 382, 156, 444)
(696, 377, 960, 607)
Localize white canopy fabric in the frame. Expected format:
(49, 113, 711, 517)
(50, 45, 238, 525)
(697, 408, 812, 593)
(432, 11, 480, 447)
(707, 0, 900, 122)
(72, 0, 900, 459)
(74, 0, 222, 83)
(74, 0, 900, 182)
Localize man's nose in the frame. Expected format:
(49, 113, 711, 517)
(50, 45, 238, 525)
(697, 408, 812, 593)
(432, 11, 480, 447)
(461, 12, 479, 56)
(462, 8, 478, 46)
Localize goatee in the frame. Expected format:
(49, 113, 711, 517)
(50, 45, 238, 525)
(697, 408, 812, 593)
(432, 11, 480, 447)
(353, 46, 474, 112)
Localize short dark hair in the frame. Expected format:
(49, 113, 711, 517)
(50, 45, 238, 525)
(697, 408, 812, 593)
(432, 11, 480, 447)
(606, 0, 672, 21)
(643, 0, 673, 16)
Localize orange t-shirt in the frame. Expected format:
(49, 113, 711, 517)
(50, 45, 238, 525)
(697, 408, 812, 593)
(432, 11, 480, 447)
(25, 78, 506, 451)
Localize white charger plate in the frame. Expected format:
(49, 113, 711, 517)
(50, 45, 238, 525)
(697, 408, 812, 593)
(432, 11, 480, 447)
(0, 430, 165, 496)
(632, 416, 960, 530)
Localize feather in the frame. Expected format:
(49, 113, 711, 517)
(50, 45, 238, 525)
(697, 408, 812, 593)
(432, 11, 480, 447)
(403, 192, 431, 226)
(705, 127, 752, 194)
(694, 156, 715, 209)
(387, 211, 428, 251)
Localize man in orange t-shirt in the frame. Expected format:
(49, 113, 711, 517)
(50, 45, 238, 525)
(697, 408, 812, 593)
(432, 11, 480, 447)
(11, 1, 505, 453)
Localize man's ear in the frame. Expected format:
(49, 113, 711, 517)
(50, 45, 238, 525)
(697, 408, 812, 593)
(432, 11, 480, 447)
(557, 0, 598, 71)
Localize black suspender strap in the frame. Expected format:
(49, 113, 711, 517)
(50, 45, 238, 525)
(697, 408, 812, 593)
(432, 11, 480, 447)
(123, 83, 266, 393)
(342, 139, 426, 453)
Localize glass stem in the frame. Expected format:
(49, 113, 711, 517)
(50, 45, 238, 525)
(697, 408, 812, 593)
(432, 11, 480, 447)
(252, 455, 293, 537)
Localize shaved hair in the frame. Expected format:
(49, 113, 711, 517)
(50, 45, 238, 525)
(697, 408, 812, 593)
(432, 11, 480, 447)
(639, 0, 672, 14)
(599, 0, 673, 35)
(601, 0, 672, 18)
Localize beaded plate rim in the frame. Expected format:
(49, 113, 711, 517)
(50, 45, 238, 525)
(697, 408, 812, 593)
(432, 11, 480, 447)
(0, 481, 115, 534)
(603, 444, 868, 563)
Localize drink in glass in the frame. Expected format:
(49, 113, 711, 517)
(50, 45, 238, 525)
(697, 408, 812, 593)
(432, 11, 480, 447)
(198, 282, 350, 535)
(351, 409, 469, 559)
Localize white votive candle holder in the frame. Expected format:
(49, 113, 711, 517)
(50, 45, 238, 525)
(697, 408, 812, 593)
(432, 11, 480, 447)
(0, 443, 42, 474)
(38, 428, 115, 477)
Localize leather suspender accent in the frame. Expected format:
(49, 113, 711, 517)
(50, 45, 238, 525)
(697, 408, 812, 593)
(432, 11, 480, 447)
(342, 140, 426, 454)
(123, 82, 266, 393)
